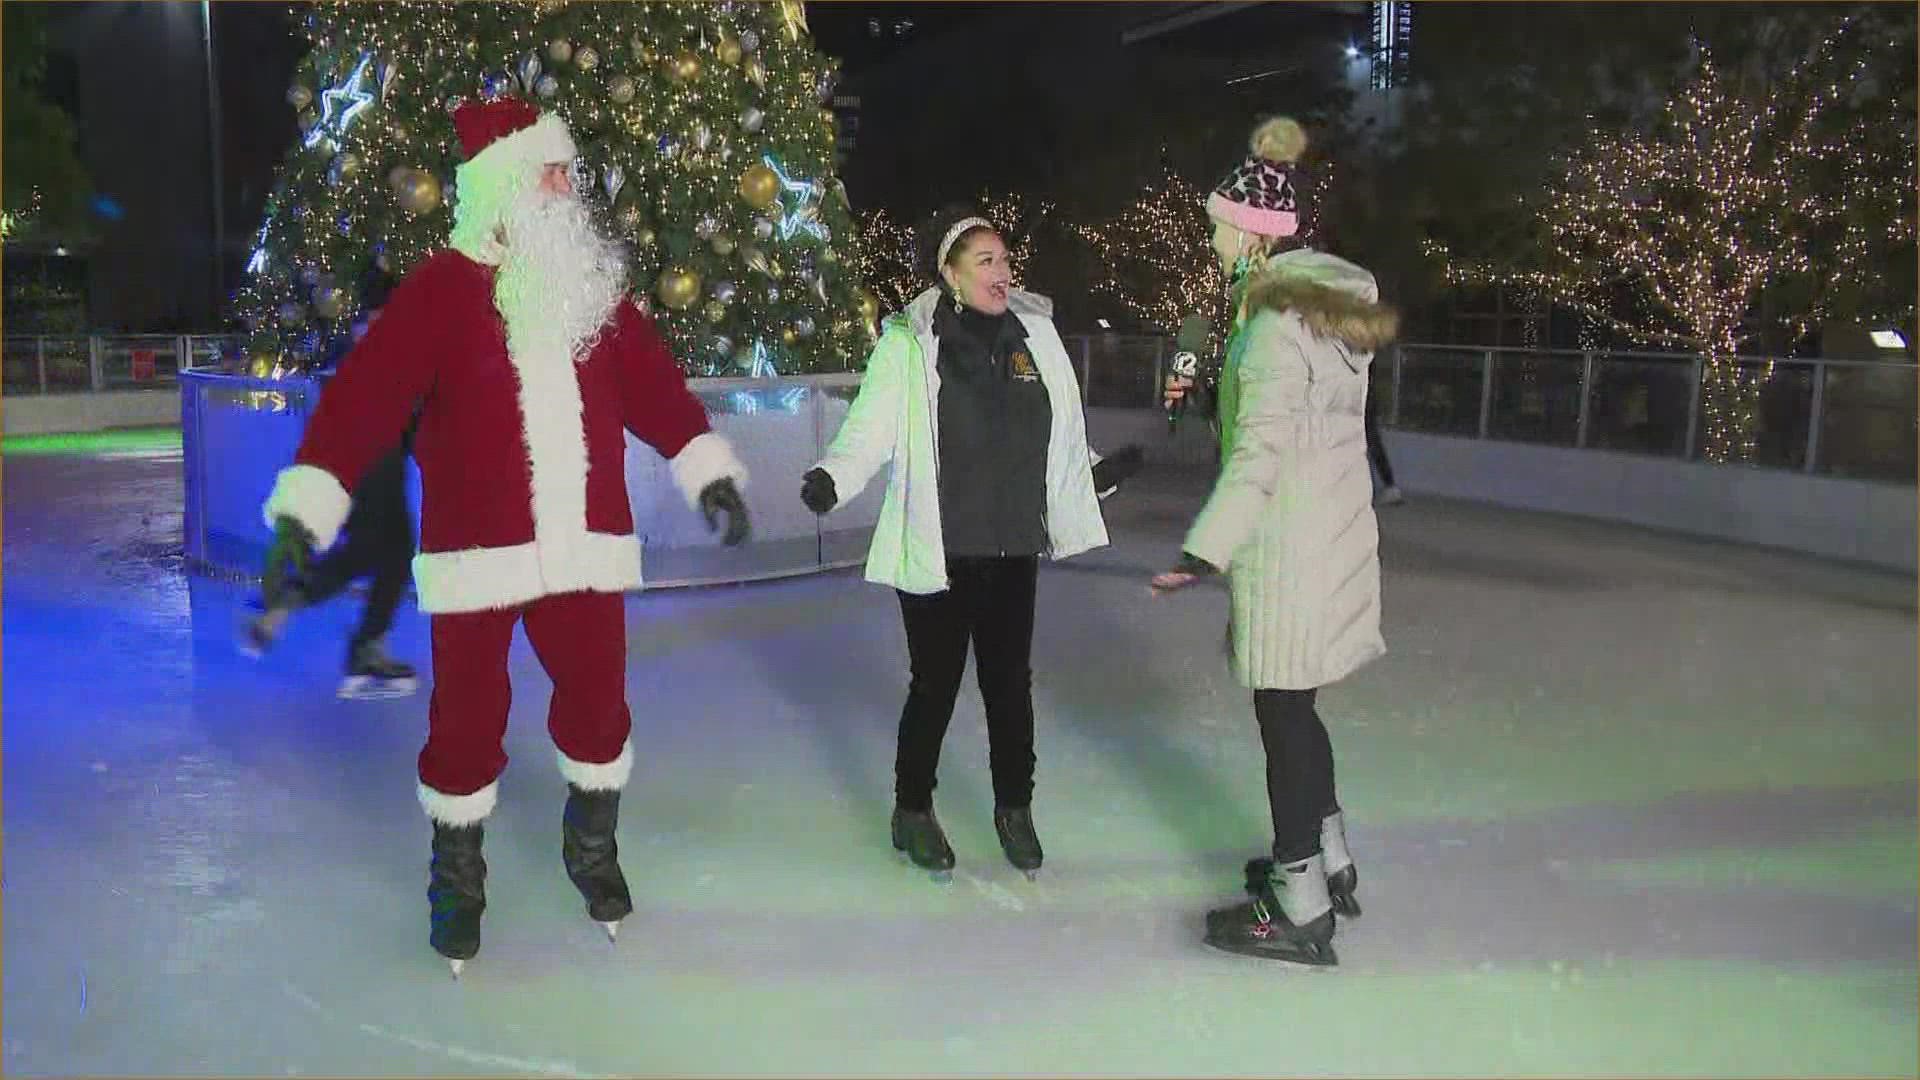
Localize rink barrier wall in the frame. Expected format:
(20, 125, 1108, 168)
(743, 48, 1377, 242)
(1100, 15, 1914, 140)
(178, 369, 881, 588)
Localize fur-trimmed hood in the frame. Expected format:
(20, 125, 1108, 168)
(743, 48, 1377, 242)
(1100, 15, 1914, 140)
(1238, 249, 1398, 354)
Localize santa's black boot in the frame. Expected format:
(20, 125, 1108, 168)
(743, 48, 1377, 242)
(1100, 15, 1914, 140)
(562, 785, 633, 940)
(891, 806, 956, 882)
(1246, 813, 1360, 917)
(428, 822, 487, 978)
(1208, 853, 1338, 966)
(993, 806, 1044, 879)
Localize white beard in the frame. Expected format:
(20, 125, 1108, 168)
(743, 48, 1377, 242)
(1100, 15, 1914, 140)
(494, 188, 627, 363)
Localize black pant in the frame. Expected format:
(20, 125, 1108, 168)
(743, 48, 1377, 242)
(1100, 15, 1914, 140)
(894, 555, 1039, 812)
(1364, 388, 1397, 488)
(298, 447, 415, 661)
(1254, 688, 1340, 863)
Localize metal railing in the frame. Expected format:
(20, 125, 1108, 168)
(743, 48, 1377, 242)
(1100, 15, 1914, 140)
(1, 335, 248, 395)
(1056, 334, 1915, 485)
(1380, 344, 1917, 484)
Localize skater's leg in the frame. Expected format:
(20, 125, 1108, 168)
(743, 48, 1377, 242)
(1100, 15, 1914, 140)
(894, 578, 973, 813)
(891, 573, 973, 873)
(972, 556, 1039, 811)
(418, 607, 520, 814)
(346, 490, 415, 656)
(523, 590, 634, 930)
(522, 590, 633, 784)
(1365, 388, 1403, 504)
(418, 606, 519, 971)
(1253, 688, 1327, 864)
(971, 556, 1045, 874)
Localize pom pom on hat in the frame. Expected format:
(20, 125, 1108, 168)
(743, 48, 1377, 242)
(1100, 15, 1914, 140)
(1250, 116, 1308, 165)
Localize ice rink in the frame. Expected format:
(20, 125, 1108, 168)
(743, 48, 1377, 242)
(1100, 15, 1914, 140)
(5, 429, 1915, 1076)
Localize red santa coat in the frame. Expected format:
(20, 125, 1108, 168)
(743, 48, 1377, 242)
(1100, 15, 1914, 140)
(262, 250, 745, 614)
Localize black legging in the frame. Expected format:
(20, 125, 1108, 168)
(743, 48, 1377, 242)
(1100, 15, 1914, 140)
(1364, 388, 1397, 489)
(300, 446, 415, 661)
(1254, 688, 1340, 863)
(894, 555, 1039, 812)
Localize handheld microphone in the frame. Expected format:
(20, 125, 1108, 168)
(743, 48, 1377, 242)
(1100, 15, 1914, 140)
(1166, 315, 1213, 431)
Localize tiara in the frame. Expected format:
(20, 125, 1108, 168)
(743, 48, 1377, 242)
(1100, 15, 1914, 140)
(936, 216, 994, 269)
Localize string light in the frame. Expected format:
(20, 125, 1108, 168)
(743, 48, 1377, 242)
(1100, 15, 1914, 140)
(1429, 18, 1915, 463)
(1078, 163, 1230, 344)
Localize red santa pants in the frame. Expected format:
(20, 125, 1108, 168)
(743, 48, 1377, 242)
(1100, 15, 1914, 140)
(417, 589, 631, 816)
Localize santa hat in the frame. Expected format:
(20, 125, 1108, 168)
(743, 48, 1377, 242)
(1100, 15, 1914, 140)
(1205, 116, 1311, 239)
(451, 97, 576, 186)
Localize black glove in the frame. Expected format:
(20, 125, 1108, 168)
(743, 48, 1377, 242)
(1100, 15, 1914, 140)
(800, 467, 838, 515)
(1174, 551, 1220, 577)
(1091, 444, 1145, 493)
(699, 478, 751, 547)
(261, 516, 316, 609)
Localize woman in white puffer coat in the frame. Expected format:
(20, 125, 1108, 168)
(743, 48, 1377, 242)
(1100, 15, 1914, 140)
(1154, 118, 1396, 966)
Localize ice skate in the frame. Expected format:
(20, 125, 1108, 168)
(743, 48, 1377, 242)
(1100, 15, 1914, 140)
(891, 807, 955, 883)
(562, 786, 633, 938)
(237, 602, 294, 659)
(338, 638, 418, 700)
(1208, 854, 1338, 966)
(428, 822, 487, 976)
(1246, 813, 1360, 917)
(993, 806, 1044, 880)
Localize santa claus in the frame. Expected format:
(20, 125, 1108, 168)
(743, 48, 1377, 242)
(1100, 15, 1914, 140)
(259, 97, 750, 975)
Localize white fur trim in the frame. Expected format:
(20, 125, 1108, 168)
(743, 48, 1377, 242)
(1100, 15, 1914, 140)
(668, 431, 749, 511)
(465, 113, 575, 188)
(262, 464, 352, 549)
(418, 780, 498, 826)
(411, 533, 642, 614)
(557, 741, 634, 791)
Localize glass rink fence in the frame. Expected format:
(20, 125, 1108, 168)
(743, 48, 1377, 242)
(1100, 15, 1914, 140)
(1376, 345, 1916, 485)
(178, 368, 881, 588)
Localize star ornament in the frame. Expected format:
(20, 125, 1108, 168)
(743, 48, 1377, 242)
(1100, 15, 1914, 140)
(764, 155, 828, 243)
(304, 52, 376, 151)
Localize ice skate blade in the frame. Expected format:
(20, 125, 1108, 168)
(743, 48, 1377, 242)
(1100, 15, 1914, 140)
(338, 676, 419, 700)
(1201, 932, 1338, 967)
(928, 869, 953, 885)
(600, 920, 620, 942)
(448, 958, 465, 979)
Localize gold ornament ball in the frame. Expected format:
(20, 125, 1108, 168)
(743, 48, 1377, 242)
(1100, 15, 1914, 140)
(634, 226, 658, 248)
(820, 107, 837, 129)
(710, 233, 736, 256)
(609, 74, 636, 103)
(287, 84, 313, 110)
(856, 289, 881, 325)
(617, 204, 643, 229)
(744, 56, 768, 88)
(656, 267, 703, 310)
(464, 38, 479, 58)
(717, 36, 743, 66)
(781, 327, 799, 346)
(248, 352, 277, 378)
(394, 169, 443, 215)
(703, 299, 728, 324)
(548, 38, 574, 63)
(670, 50, 702, 82)
(315, 287, 347, 319)
(738, 164, 780, 209)
(574, 45, 599, 71)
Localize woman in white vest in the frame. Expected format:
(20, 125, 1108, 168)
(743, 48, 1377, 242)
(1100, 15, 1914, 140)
(800, 205, 1141, 882)
(1154, 118, 1395, 965)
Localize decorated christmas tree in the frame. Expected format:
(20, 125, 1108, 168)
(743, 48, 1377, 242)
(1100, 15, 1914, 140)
(233, 0, 881, 378)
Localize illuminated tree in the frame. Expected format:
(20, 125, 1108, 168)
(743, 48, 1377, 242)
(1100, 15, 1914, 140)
(1078, 164, 1229, 344)
(234, 0, 880, 376)
(1433, 19, 1916, 462)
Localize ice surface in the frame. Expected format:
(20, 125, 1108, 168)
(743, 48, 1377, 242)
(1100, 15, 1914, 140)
(4, 438, 1915, 1076)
